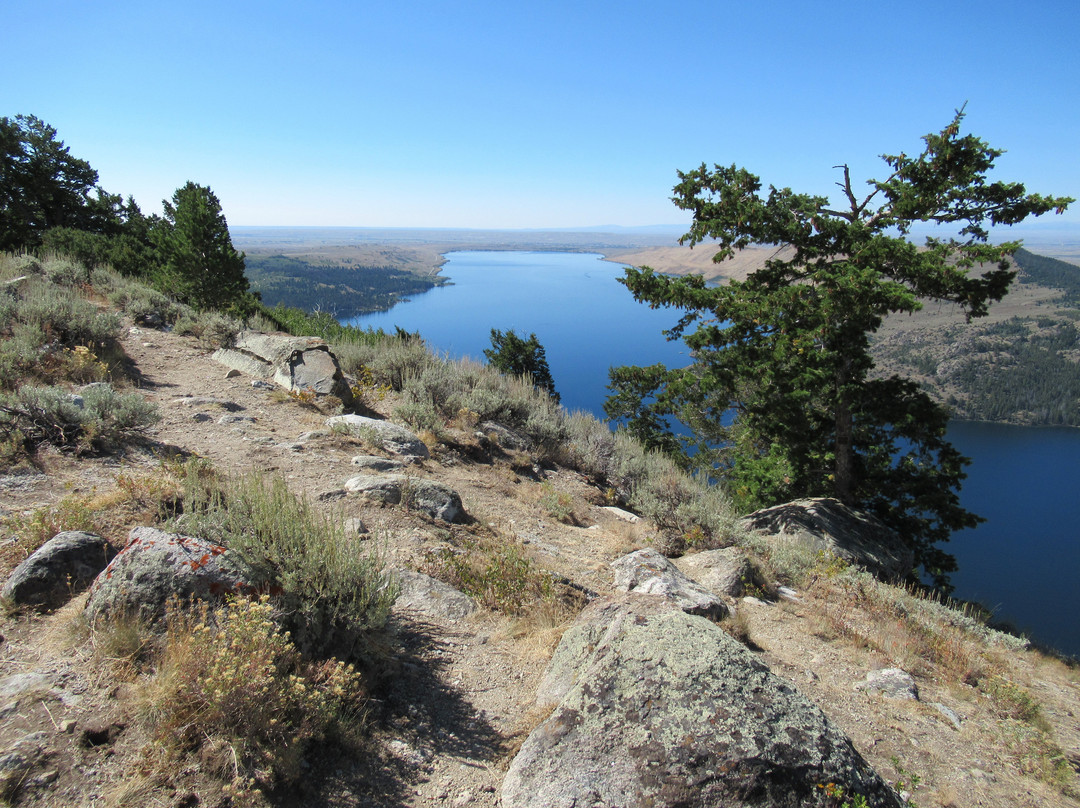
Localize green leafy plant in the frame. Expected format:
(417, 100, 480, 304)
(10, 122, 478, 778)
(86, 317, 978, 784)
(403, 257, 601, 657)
(424, 534, 553, 615)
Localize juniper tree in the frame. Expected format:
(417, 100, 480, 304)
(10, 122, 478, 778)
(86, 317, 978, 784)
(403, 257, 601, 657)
(607, 108, 1072, 588)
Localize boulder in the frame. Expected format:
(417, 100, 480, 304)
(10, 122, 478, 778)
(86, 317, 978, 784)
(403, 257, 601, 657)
(740, 497, 914, 581)
(674, 546, 772, 599)
(1, 531, 114, 611)
(212, 330, 354, 407)
(344, 475, 463, 522)
(326, 415, 430, 460)
(610, 548, 728, 621)
(393, 568, 476, 620)
(84, 527, 261, 623)
(505, 594, 903, 808)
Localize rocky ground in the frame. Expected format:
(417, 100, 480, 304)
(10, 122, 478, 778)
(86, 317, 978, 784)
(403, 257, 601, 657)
(1, 320, 1078, 807)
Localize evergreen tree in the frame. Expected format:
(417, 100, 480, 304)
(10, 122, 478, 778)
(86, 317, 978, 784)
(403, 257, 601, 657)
(607, 108, 1072, 588)
(154, 182, 249, 311)
(485, 329, 560, 403)
(0, 115, 101, 250)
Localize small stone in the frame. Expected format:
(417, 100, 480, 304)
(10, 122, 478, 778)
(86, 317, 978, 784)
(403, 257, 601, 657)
(60, 719, 77, 734)
(857, 668, 918, 700)
(251, 380, 275, 391)
(192, 412, 212, 423)
(345, 518, 369, 536)
(931, 702, 962, 730)
(29, 769, 58, 786)
(225, 368, 241, 378)
(218, 414, 256, 425)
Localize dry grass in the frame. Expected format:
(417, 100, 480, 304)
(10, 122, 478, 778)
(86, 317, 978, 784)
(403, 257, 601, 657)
(0, 466, 184, 572)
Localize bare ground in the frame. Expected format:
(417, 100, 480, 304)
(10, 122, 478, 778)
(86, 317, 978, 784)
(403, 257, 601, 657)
(1, 320, 1078, 807)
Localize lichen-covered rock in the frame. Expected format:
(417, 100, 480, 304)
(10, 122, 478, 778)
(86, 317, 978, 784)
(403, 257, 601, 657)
(326, 415, 430, 460)
(84, 527, 261, 623)
(343, 475, 463, 522)
(478, 421, 529, 451)
(505, 594, 904, 808)
(740, 497, 914, 581)
(611, 547, 728, 621)
(674, 546, 772, 599)
(350, 455, 406, 472)
(1, 531, 114, 611)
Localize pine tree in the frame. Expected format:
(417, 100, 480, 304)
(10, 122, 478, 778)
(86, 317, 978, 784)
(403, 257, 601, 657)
(607, 108, 1072, 588)
(154, 182, 249, 312)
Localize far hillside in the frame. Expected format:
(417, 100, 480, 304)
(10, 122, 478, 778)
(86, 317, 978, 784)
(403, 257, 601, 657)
(605, 243, 1080, 427)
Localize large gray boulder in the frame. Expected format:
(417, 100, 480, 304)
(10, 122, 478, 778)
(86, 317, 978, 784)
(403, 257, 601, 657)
(740, 497, 914, 581)
(1, 531, 114, 611)
(505, 594, 903, 808)
(84, 527, 260, 623)
(213, 330, 354, 407)
(674, 546, 772, 599)
(326, 414, 430, 460)
(344, 475, 463, 522)
(611, 547, 728, 621)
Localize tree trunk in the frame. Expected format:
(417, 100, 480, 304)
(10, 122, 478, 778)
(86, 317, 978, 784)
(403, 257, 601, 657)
(834, 389, 854, 505)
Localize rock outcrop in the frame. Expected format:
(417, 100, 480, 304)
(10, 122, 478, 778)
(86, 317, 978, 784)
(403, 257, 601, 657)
(393, 568, 476, 620)
(212, 330, 354, 406)
(326, 414, 430, 461)
(674, 546, 772, 599)
(343, 475, 463, 522)
(84, 527, 260, 623)
(1, 531, 114, 611)
(611, 547, 728, 620)
(740, 497, 914, 580)
(504, 594, 904, 808)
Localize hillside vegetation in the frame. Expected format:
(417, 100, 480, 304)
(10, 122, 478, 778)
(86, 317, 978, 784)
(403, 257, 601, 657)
(605, 245, 1080, 427)
(0, 253, 1078, 807)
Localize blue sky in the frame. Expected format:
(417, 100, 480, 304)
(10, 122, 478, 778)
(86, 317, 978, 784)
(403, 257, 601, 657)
(4, 0, 1078, 232)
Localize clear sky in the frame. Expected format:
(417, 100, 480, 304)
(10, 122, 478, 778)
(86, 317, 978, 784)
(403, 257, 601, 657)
(4, 0, 1078, 232)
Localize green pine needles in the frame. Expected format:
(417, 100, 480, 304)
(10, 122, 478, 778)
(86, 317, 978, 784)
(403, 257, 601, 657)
(607, 107, 1073, 590)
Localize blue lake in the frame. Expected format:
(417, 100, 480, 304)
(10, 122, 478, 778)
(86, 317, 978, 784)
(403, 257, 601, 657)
(346, 250, 1080, 657)
(344, 251, 691, 414)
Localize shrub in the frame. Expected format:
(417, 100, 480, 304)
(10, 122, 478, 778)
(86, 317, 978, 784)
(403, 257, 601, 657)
(0, 383, 159, 454)
(16, 275, 121, 347)
(170, 470, 397, 661)
(143, 596, 365, 802)
(423, 533, 554, 615)
(40, 255, 91, 286)
(172, 309, 241, 348)
(91, 266, 188, 326)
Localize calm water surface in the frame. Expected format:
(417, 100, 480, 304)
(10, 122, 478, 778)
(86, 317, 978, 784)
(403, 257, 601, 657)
(346, 250, 1080, 657)
(345, 251, 690, 414)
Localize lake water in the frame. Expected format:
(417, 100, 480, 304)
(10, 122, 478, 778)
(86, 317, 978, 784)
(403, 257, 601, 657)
(346, 251, 1080, 657)
(343, 251, 690, 414)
